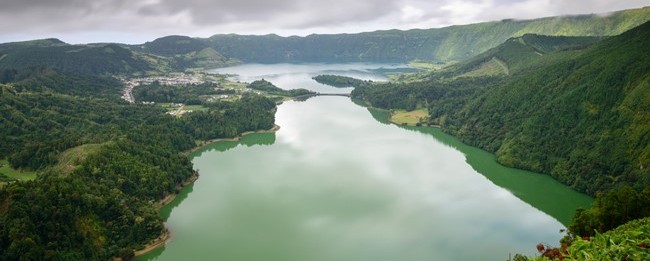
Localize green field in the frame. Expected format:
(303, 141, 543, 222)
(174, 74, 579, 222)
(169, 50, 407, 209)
(50, 144, 105, 176)
(0, 159, 37, 185)
(390, 108, 428, 126)
(161, 103, 185, 111)
(408, 60, 454, 70)
(183, 105, 209, 112)
(458, 57, 509, 78)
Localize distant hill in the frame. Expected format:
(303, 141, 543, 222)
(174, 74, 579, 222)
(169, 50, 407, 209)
(0, 43, 158, 75)
(0, 38, 67, 52)
(353, 21, 650, 196)
(1, 7, 648, 71)
(133, 35, 238, 69)
(200, 6, 650, 63)
(140, 35, 209, 56)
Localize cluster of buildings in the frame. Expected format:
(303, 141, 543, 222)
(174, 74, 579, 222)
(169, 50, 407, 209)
(120, 74, 204, 103)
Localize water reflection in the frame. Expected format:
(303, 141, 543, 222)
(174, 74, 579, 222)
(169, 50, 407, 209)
(138, 63, 591, 261)
(359, 105, 593, 225)
(191, 132, 277, 157)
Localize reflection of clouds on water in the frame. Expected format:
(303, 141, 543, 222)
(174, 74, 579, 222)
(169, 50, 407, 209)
(150, 64, 571, 261)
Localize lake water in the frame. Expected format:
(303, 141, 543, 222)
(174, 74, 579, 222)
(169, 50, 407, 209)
(210, 63, 416, 93)
(139, 63, 592, 261)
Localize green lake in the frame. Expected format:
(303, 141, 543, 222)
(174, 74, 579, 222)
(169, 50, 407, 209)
(139, 63, 592, 261)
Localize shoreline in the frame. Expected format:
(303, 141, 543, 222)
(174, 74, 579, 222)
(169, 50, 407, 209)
(182, 124, 281, 156)
(132, 229, 170, 257)
(157, 172, 199, 207)
(132, 124, 281, 258)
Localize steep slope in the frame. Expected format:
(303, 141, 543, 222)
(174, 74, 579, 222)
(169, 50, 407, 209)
(354, 21, 650, 196)
(140, 35, 210, 56)
(204, 6, 649, 63)
(441, 34, 601, 77)
(455, 21, 650, 195)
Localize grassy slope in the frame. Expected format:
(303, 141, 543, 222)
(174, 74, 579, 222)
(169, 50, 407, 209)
(49, 144, 105, 176)
(0, 159, 37, 182)
(440, 34, 602, 78)
(390, 109, 429, 126)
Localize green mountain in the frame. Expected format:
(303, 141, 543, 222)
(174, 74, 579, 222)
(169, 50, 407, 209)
(202, 7, 649, 63)
(439, 34, 602, 77)
(134, 35, 238, 69)
(0, 42, 159, 75)
(353, 21, 650, 197)
(0, 38, 66, 51)
(1, 7, 647, 71)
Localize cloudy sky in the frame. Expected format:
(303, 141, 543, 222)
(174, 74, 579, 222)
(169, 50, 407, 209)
(1, 0, 648, 44)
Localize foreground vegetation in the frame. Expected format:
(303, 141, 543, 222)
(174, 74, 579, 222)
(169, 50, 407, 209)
(519, 217, 650, 261)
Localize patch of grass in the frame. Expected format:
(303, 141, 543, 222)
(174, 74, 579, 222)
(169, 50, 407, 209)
(183, 105, 208, 112)
(50, 143, 105, 176)
(160, 103, 184, 111)
(390, 108, 429, 126)
(222, 81, 247, 90)
(408, 60, 455, 70)
(458, 57, 509, 78)
(0, 159, 37, 183)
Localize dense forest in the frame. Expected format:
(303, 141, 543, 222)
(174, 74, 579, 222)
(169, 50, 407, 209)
(247, 79, 314, 97)
(353, 21, 650, 256)
(312, 75, 373, 88)
(0, 43, 157, 75)
(0, 69, 276, 260)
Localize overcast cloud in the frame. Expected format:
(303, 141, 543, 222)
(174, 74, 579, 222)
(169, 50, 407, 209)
(1, 0, 648, 44)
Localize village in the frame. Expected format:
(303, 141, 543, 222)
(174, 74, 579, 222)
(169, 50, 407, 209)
(120, 72, 261, 116)
(121, 73, 204, 104)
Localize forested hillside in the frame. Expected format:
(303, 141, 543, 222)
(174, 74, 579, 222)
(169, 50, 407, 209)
(133, 35, 239, 69)
(203, 7, 649, 63)
(353, 21, 650, 197)
(353, 22, 650, 256)
(0, 70, 276, 259)
(0, 42, 160, 75)
(436, 34, 602, 77)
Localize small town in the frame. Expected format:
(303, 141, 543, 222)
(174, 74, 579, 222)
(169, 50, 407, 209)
(121, 73, 204, 104)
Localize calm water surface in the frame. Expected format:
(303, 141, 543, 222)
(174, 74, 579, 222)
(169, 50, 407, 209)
(210, 63, 415, 93)
(140, 64, 592, 261)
